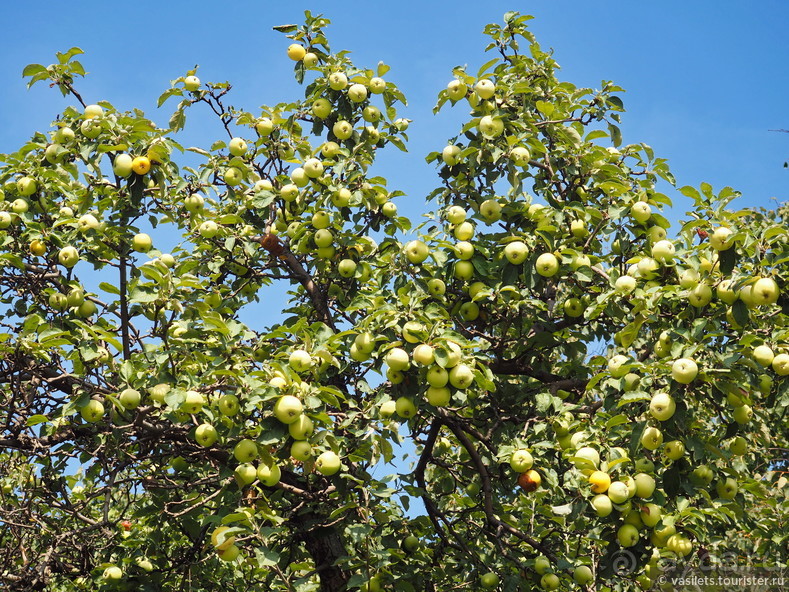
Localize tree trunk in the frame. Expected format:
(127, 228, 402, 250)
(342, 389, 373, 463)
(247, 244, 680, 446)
(298, 513, 349, 591)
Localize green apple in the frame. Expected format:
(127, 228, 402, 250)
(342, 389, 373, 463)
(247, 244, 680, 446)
(479, 572, 499, 589)
(607, 354, 630, 378)
(288, 415, 314, 440)
(591, 494, 613, 517)
(80, 399, 105, 422)
(678, 268, 700, 288)
(733, 404, 752, 424)
(637, 257, 659, 279)
(132, 232, 152, 253)
(729, 436, 747, 456)
(649, 392, 675, 421)
(663, 440, 685, 461)
(671, 358, 698, 384)
(274, 395, 303, 424)
(459, 301, 480, 321)
(64, 289, 84, 310)
(49, 292, 68, 311)
(118, 388, 141, 410)
(233, 439, 258, 463)
(454, 261, 474, 280)
(752, 345, 774, 367)
(332, 120, 353, 140)
(607, 481, 630, 504)
(510, 146, 531, 166)
(328, 71, 348, 90)
(570, 219, 588, 239)
(0, 211, 13, 229)
(510, 449, 534, 472)
(315, 450, 342, 475)
(641, 426, 663, 450)
(503, 241, 529, 264)
(479, 199, 502, 222)
(289, 349, 313, 373)
(441, 144, 462, 165)
(563, 297, 584, 318)
(540, 573, 560, 591)
(615, 275, 637, 294)
(402, 321, 426, 343)
(384, 347, 410, 371)
(617, 523, 640, 547)
(184, 193, 205, 212)
(195, 423, 218, 447)
(402, 535, 420, 553)
(640, 503, 662, 527)
(651, 240, 675, 262)
(234, 462, 257, 486)
(80, 119, 102, 139)
(337, 259, 357, 278)
(76, 300, 97, 318)
(478, 115, 504, 138)
(395, 396, 416, 419)
(426, 386, 451, 406)
(690, 465, 714, 486)
(102, 566, 123, 581)
(750, 277, 779, 305)
(630, 201, 651, 224)
(84, 104, 104, 119)
(403, 240, 429, 264)
(475, 79, 495, 99)
(303, 158, 324, 178)
(412, 343, 435, 366)
(256, 117, 275, 135)
(379, 400, 397, 419)
(426, 365, 449, 388)
(535, 253, 559, 277)
(666, 533, 693, 557)
(347, 83, 368, 103)
(573, 565, 593, 586)
(58, 246, 80, 268)
(199, 220, 219, 239)
(688, 284, 713, 307)
(181, 390, 205, 414)
(113, 153, 134, 177)
(184, 75, 200, 91)
(218, 393, 240, 416)
(772, 353, 789, 375)
(534, 556, 551, 575)
(446, 205, 467, 224)
(446, 79, 468, 101)
(631, 473, 655, 499)
(573, 446, 600, 470)
(454, 221, 475, 240)
(224, 167, 243, 186)
(709, 226, 734, 250)
(716, 279, 738, 304)
(11, 199, 29, 214)
(54, 126, 75, 143)
(257, 462, 281, 487)
(448, 363, 474, 389)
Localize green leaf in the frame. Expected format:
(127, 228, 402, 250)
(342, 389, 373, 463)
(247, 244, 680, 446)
(26, 414, 49, 426)
(22, 64, 47, 78)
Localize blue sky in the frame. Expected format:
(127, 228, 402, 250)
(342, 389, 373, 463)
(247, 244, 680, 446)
(1, 1, 786, 224)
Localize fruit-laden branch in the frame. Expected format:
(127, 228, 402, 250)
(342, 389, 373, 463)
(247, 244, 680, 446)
(414, 419, 479, 562)
(440, 411, 557, 562)
(253, 234, 336, 331)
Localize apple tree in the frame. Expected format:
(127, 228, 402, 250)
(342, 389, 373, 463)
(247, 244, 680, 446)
(0, 11, 787, 592)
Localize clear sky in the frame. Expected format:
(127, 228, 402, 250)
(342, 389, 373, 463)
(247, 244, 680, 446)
(1, 1, 786, 223)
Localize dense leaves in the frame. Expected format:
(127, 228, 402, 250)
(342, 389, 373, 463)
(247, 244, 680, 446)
(0, 11, 786, 592)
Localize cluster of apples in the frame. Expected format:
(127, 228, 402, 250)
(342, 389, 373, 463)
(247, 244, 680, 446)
(350, 320, 478, 419)
(509, 449, 542, 493)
